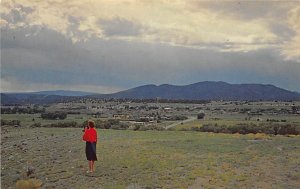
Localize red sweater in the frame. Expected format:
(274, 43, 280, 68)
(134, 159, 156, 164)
(83, 128, 97, 142)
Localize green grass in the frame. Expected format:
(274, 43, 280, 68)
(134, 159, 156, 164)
(2, 128, 300, 188)
(1, 113, 94, 127)
(174, 112, 300, 131)
(87, 130, 300, 188)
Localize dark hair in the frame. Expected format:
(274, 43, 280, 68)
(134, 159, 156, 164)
(88, 120, 95, 128)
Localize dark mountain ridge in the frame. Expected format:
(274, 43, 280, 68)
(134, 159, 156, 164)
(1, 81, 300, 104)
(96, 81, 300, 101)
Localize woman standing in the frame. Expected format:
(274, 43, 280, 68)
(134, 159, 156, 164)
(82, 120, 97, 173)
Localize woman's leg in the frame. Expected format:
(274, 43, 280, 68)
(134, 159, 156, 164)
(89, 161, 92, 172)
(91, 160, 95, 172)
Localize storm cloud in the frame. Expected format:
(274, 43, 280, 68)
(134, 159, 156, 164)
(1, 0, 300, 93)
(98, 17, 144, 37)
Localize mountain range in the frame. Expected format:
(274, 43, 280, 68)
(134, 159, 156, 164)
(1, 81, 300, 104)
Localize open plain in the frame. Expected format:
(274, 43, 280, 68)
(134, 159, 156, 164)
(1, 127, 300, 188)
(1, 100, 300, 188)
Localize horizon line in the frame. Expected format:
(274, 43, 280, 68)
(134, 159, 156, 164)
(1, 81, 299, 94)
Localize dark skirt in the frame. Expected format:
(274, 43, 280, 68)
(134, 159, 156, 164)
(85, 142, 97, 161)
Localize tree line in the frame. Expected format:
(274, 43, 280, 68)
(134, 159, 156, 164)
(1, 107, 45, 114)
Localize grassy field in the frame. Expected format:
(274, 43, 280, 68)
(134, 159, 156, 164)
(174, 112, 300, 131)
(2, 127, 300, 189)
(1, 113, 92, 127)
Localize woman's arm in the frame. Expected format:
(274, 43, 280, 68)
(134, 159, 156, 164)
(82, 129, 89, 141)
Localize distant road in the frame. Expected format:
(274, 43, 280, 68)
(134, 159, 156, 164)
(165, 116, 197, 129)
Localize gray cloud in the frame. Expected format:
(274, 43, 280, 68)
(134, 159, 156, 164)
(1, 25, 300, 93)
(268, 22, 296, 41)
(66, 16, 89, 40)
(1, 3, 34, 24)
(190, 1, 299, 43)
(98, 17, 143, 37)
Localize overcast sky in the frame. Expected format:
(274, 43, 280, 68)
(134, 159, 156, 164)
(1, 0, 300, 93)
